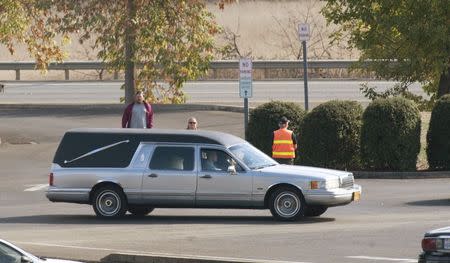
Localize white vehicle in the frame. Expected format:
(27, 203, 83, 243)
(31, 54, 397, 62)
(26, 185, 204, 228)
(419, 226, 450, 263)
(47, 128, 361, 221)
(0, 239, 83, 263)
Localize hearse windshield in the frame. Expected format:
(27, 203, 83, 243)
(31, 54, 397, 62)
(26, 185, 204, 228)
(229, 143, 277, 170)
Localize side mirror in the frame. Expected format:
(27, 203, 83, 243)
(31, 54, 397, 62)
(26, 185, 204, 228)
(21, 256, 33, 263)
(227, 165, 237, 175)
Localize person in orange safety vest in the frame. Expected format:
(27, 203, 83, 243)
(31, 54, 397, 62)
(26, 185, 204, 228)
(272, 116, 298, 165)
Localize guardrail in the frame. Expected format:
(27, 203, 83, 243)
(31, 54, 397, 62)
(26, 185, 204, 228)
(0, 60, 366, 81)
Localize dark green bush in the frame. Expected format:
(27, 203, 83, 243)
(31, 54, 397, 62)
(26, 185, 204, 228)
(247, 101, 306, 159)
(361, 97, 421, 171)
(427, 94, 450, 170)
(298, 100, 363, 170)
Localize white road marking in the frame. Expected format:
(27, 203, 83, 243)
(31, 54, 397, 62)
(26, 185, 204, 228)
(24, 184, 48, 192)
(347, 256, 417, 262)
(14, 241, 312, 263)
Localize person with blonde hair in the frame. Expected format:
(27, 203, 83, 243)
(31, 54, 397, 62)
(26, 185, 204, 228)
(186, 117, 198, 130)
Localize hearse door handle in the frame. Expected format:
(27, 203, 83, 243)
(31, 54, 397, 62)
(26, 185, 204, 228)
(200, 174, 212, 179)
(147, 173, 158, 178)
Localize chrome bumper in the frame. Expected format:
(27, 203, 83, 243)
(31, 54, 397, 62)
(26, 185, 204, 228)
(46, 187, 90, 203)
(304, 184, 362, 207)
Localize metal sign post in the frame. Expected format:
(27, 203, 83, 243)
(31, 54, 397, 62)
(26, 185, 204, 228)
(298, 23, 310, 111)
(302, 41, 309, 111)
(239, 58, 253, 140)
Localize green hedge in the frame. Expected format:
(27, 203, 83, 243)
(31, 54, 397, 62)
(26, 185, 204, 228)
(427, 94, 450, 170)
(361, 97, 421, 171)
(247, 101, 306, 159)
(298, 100, 363, 170)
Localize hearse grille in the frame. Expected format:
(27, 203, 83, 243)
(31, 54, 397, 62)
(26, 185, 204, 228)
(341, 175, 354, 189)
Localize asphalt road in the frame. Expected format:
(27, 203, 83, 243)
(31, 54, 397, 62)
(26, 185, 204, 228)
(0, 80, 426, 107)
(0, 107, 448, 263)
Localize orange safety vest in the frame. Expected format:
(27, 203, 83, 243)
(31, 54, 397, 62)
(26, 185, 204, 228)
(272, 128, 296, 159)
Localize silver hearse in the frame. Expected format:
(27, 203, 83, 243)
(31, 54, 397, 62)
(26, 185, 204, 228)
(46, 128, 361, 221)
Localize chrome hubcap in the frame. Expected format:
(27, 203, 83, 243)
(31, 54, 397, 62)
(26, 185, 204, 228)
(97, 191, 120, 216)
(275, 192, 300, 217)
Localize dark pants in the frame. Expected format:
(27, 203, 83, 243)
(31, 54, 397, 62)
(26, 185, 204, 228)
(274, 158, 294, 165)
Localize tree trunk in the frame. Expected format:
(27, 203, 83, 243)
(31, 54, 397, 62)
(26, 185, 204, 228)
(437, 66, 450, 98)
(124, 0, 136, 104)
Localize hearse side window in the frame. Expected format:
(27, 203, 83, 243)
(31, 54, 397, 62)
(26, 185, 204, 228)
(133, 144, 154, 168)
(201, 149, 243, 172)
(149, 146, 194, 171)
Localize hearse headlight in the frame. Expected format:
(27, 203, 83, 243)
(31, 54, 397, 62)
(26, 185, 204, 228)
(310, 179, 339, 190)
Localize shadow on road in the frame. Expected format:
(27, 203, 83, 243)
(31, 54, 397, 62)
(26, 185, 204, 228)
(406, 198, 450, 206)
(0, 214, 335, 225)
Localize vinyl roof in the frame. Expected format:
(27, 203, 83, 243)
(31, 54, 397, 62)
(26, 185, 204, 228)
(67, 128, 246, 147)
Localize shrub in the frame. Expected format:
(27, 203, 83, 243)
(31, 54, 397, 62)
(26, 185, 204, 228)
(427, 94, 450, 170)
(361, 97, 421, 171)
(247, 101, 306, 159)
(298, 100, 363, 170)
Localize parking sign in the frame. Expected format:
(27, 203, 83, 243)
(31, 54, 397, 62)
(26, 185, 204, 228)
(298, 23, 310, 41)
(239, 58, 252, 98)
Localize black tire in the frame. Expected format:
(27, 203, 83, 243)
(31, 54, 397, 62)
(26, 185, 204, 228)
(92, 186, 128, 218)
(269, 186, 305, 221)
(128, 206, 154, 217)
(304, 205, 328, 217)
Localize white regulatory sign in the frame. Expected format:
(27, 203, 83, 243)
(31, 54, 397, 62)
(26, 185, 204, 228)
(298, 23, 310, 41)
(239, 58, 252, 98)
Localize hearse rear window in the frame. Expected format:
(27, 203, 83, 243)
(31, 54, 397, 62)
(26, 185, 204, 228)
(53, 132, 139, 168)
(150, 146, 194, 171)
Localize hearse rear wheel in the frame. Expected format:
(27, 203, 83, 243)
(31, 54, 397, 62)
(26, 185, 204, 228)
(128, 206, 154, 217)
(269, 186, 305, 221)
(93, 186, 128, 218)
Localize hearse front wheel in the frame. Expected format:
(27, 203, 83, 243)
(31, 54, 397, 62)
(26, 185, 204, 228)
(269, 187, 305, 221)
(93, 186, 128, 218)
(128, 206, 154, 217)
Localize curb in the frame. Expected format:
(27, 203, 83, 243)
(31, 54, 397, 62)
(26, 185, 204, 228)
(100, 253, 295, 263)
(353, 170, 450, 179)
(0, 103, 246, 113)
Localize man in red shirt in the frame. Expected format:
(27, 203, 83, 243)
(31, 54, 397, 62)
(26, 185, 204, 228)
(121, 91, 153, 129)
